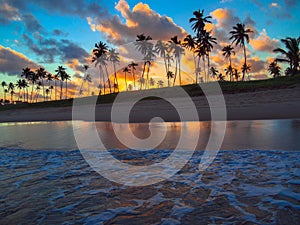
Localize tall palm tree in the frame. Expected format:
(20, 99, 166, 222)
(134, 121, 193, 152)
(167, 71, 174, 87)
(157, 80, 164, 88)
(273, 37, 300, 75)
(194, 44, 207, 82)
(229, 23, 253, 81)
(201, 31, 217, 81)
(222, 45, 235, 81)
(35, 82, 41, 102)
(108, 48, 120, 92)
(189, 9, 212, 36)
(53, 74, 59, 100)
(149, 77, 155, 87)
(93, 41, 112, 93)
(169, 36, 184, 86)
(123, 67, 130, 91)
(155, 40, 168, 75)
(225, 65, 234, 81)
(55, 65, 66, 100)
(135, 34, 153, 89)
(183, 34, 198, 83)
(1, 81, 7, 100)
(36, 67, 47, 101)
(268, 60, 281, 78)
(21, 67, 35, 102)
(16, 79, 23, 101)
(45, 88, 50, 101)
(21, 79, 29, 102)
(29, 71, 38, 103)
(128, 61, 138, 89)
(8, 82, 15, 102)
(241, 63, 251, 80)
(210, 67, 219, 81)
(64, 72, 71, 99)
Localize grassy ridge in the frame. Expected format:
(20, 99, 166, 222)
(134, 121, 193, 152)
(1, 74, 299, 111)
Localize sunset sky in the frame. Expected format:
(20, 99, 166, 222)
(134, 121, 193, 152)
(0, 0, 299, 94)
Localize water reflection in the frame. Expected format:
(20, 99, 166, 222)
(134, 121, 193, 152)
(0, 119, 299, 150)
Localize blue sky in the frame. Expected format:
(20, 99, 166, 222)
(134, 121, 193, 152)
(0, 0, 299, 87)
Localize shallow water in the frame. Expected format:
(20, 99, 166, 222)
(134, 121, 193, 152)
(1, 120, 300, 224)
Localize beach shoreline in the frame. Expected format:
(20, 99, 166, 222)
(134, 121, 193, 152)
(1, 86, 300, 123)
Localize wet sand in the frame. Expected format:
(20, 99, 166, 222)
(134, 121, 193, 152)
(1, 86, 300, 123)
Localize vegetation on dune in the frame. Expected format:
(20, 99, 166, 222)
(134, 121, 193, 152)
(1, 9, 299, 105)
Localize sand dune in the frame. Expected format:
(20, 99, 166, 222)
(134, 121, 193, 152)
(1, 86, 300, 123)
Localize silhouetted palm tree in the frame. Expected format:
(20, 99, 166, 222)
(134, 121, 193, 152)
(167, 70, 174, 87)
(45, 88, 50, 101)
(53, 74, 59, 100)
(273, 37, 300, 75)
(157, 80, 164, 88)
(16, 79, 23, 101)
(55, 65, 66, 100)
(229, 23, 253, 81)
(189, 9, 212, 36)
(195, 44, 207, 82)
(21, 67, 35, 102)
(222, 45, 235, 81)
(201, 31, 217, 81)
(241, 63, 251, 80)
(93, 41, 112, 93)
(1, 81, 7, 100)
(169, 36, 184, 86)
(36, 67, 47, 101)
(64, 73, 71, 99)
(149, 77, 155, 87)
(8, 82, 15, 102)
(123, 67, 130, 91)
(155, 40, 168, 75)
(183, 34, 197, 83)
(128, 61, 138, 89)
(108, 48, 120, 92)
(210, 67, 219, 80)
(225, 65, 234, 81)
(268, 60, 281, 78)
(21, 79, 29, 101)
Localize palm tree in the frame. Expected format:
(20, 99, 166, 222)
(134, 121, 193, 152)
(16, 79, 23, 101)
(194, 44, 207, 82)
(55, 65, 66, 100)
(157, 80, 164, 88)
(169, 36, 184, 86)
(155, 40, 168, 75)
(84, 74, 92, 95)
(21, 79, 29, 102)
(28, 71, 38, 103)
(36, 67, 47, 101)
(8, 82, 15, 102)
(274, 37, 300, 75)
(45, 88, 50, 101)
(108, 48, 120, 92)
(93, 41, 112, 93)
(183, 34, 197, 83)
(189, 9, 212, 36)
(64, 73, 71, 99)
(233, 68, 240, 81)
(167, 71, 174, 87)
(225, 65, 234, 81)
(53, 74, 59, 101)
(1, 81, 7, 100)
(210, 67, 219, 80)
(268, 60, 281, 78)
(222, 45, 235, 81)
(123, 67, 130, 91)
(128, 61, 138, 89)
(21, 67, 35, 102)
(35, 83, 41, 102)
(149, 77, 155, 87)
(229, 23, 253, 81)
(49, 85, 54, 100)
(241, 63, 251, 80)
(128, 84, 133, 91)
(202, 31, 217, 81)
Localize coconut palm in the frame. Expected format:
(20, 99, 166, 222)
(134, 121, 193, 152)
(210, 67, 219, 80)
(93, 41, 112, 93)
(169, 36, 184, 86)
(8, 82, 15, 102)
(241, 63, 251, 80)
(157, 80, 164, 88)
(222, 45, 235, 81)
(123, 67, 130, 91)
(36, 67, 47, 101)
(55, 65, 66, 100)
(273, 37, 300, 75)
(16, 79, 23, 101)
(268, 60, 281, 78)
(143, 45, 156, 89)
(189, 9, 212, 36)
(84, 74, 92, 95)
(45, 89, 50, 100)
(1, 81, 7, 100)
(202, 31, 217, 80)
(35, 83, 41, 102)
(128, 61, 138, 89)
(49, 85, 54, 100)
(183, 34, 198, 83)
(149, 77, 155, 87)
(167, 71, 174, 87)
(64, 72, 71, 99)
(155, 40, 168, 74)
(21, 67, 35, 102)
(21, 79, 29, 101)
(225, 65, 234, 81)
(194, 44, 207, 82)
(53, 74, 59, 100)
(229, 23, 253, 81)
(108, 48, 120, 92)
(233, 68, 240, 81)
(28, 70, 38, 103)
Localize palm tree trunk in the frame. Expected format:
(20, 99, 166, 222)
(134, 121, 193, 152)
(125, 72, 128, 91)
(229, 56, 232, 82)
(18, 89, 21, 101)
(173, 60, 178, 86)
(113, 64, 119, 92)
(54, 80, 57, 101)
(65, 80, 68, 99)
(132, 71, 136, 89)
(104, 65, 112, 93)
(207, 54, 210, 82)
(242, 44, 247, 81)
(140, 62, 146, 90)
(178, 58, 182, 86)
(31, 84, 34, 103)
(42, 80, 45, 101)
(60, 81, 63, 100)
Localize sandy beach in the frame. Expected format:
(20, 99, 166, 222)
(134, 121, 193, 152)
(1, 85, 300, 123)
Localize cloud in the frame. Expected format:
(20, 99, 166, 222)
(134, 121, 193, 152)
(0, 45, 39, 76)
(22, 33, 89, 64)
(22, 14, 43, 33)
(250, 29, 279, 52)
(0, 2, 21, 24)
(87, 0, 186, 44)
(247, 56, 266, 73)
(285, 0, 299, 8)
